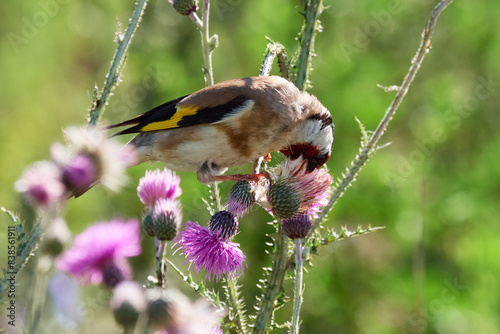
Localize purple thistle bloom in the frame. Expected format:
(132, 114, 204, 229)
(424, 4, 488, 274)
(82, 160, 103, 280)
(62, 127, 136, 192)
(267, 162, 333, 219)
(137, 168, 182, 207)
(15, 161, 66, 208)
(294, 167, 332, 218)
(173, 221, 246, 282)
(56, 219, 141, 288)
(63, 154, 97, 189)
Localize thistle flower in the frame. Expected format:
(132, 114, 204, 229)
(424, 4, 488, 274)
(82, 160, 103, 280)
(146, 288, 222, 333)
(172, 0, 198, 16)
(53, 126, 136, 196)
(267, 162, 333, 219)
(281, 213, 313, 239)
(143, 198, 182, 241)
(111, 281, 147, 330)
(173, 218, 245, 282)
(56, 219, 141, 288)
(15, 161, 66, 208)
(227, 180, 255, 217)
(137, 168, 182, 207)
(62, 153, 97, 191)
(208, 211, 238, 240)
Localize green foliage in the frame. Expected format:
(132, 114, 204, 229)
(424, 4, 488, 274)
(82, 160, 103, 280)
(1, 0, 499, 332)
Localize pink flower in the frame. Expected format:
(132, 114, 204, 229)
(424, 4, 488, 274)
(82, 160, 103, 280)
(56, 219, 141, 288)
(15, 161, 66, 208)
(137, 169, 182, 207)
(173, 218, 245, 282)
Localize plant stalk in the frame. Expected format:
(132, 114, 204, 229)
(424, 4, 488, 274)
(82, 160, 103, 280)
(88, 0, 148, 126)
(291, 239, 304, 334)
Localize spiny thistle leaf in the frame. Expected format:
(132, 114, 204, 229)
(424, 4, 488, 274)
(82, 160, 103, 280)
(307, 225, 385, 255)
(0, 208, 41, 299)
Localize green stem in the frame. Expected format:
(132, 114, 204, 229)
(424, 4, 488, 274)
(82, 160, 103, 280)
(295, 0, 323, 91)
(88, 0, 148, 126)
(253, 226, 289, 334)
(155, 238, 167, 288)
(291, 239, 303, 334)
(200, 0, 214, 86)
(227, 276, 248, 333)
(29, 257, 51, 334)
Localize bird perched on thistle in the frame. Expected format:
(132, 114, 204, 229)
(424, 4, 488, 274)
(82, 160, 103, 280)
(109, 76, 334, 183)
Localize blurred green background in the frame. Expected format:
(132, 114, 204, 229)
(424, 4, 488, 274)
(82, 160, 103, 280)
(1, 0, 499, 333)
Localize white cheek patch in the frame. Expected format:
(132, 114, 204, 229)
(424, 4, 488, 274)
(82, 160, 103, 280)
(294, 120, 333, 154)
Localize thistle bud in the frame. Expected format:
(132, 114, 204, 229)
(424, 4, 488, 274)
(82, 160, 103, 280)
(146, 288, 172, 329)
(151, 199, 182, 241)
(227, 180, 255, 217)
(281, 213, 312, 239)
(268, 180, 300, 219)
(111, 281, 147, 330)
(142, 210, 155, 237)
(209, 211, 238, 240)
(173, 0, 198, 16)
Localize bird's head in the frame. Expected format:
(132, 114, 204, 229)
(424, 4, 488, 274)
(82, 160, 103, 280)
(280, 110, 334, 174)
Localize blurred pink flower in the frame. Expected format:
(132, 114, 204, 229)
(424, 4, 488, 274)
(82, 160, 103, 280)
(56, 219, 141, 288)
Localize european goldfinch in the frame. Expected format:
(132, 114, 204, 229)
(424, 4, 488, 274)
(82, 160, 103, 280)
(109, 76, 334, 183)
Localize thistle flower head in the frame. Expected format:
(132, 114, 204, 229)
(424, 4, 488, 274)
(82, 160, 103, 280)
(173, 0, 198, 16)
(281, 213, 313, 239)
(227, 180, 255, 217)
(53, 127, 136, 196)
(173, 221, 246, 282)
(62, 153, 98, 191)
(137, 168, 182, 207)
(15, 161, 66, 208)
(111, 281, 147, 329)
(56, 219, 141, 288)
(267, 161, 333, 219)
(208, 211, 238, 240)
(146, 198, 183, 241)
(146, 288, 222, 333)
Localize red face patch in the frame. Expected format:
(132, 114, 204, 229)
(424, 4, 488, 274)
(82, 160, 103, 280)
(280, 143, 330, 171)
(280, 143, 321, 160)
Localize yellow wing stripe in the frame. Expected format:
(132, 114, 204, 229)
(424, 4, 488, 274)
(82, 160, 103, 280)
(140, 106, 198, 132)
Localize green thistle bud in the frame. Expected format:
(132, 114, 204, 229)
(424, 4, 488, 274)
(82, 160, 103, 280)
(152, 212, 178, 241)
(111, 282, 147, 330)
(209, 210, 238, 240)
(142, 210, 155, 237)
(227, 180, 255, 217)
(173, 0, 198, 16)
(268, 179, 300, 219)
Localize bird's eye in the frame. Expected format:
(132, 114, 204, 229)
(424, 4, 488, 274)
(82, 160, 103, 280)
(308, 154, 329, 171)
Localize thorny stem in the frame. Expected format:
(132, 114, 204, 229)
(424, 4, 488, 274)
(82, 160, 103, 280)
(155, 238, 167, 288)
(87, 0, 148, 126)
(227, 276, 248, 333)
(295, 0, 323, 91)
(261, 41, 290, 80)
(315, 0, 454, 225)
(253, 225, 289, 334)
(291, 239, 304, 334)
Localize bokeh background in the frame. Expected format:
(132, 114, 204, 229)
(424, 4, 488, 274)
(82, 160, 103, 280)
(1, 0, 499, 333)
